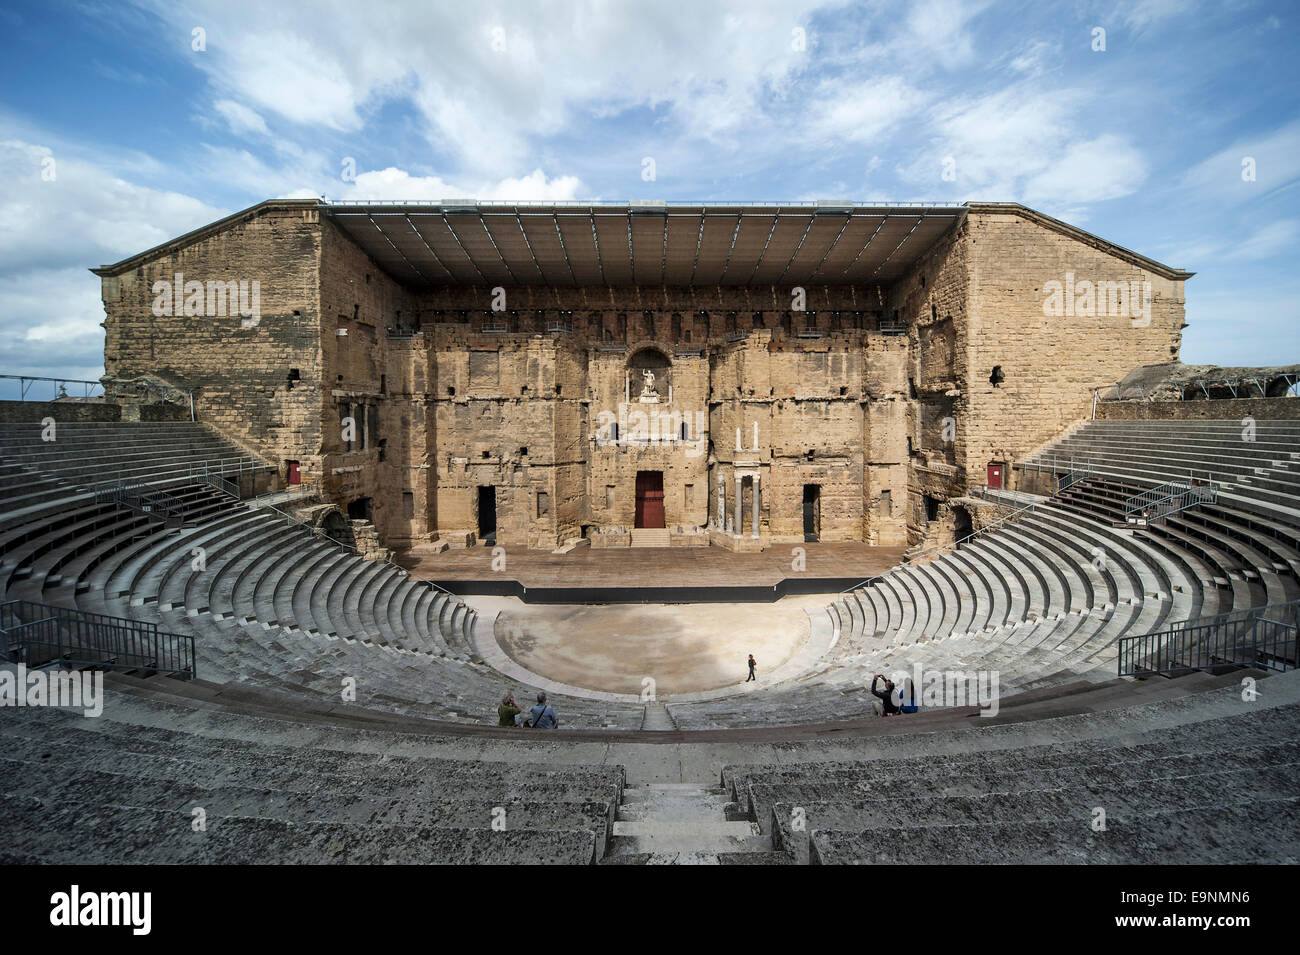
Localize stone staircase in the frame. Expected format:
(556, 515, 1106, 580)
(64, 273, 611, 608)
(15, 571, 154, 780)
(603, 783, 786, 864)
(640, 700, 676, 730)
(630, 528, 670, 547)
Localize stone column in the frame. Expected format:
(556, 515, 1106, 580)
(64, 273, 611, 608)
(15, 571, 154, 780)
(752, 473, 761, 539)
(717, 472, 725, 529)
(734, 473, 743, 536)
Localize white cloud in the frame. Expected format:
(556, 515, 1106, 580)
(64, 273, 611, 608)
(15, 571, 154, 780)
(1023, 134, 1147, 204)
(806, 76, 930, 144)
(143, 0, 845, 173)
(0, 139, 225, 276)
(1181, 119, 1300, 204)
(895, 87, 1146, 209)
(0, 139, 228, 383)
(1222, 218, 1300, 262)
(1118, 0, 1194, 33)
(213, 99, 270, 137)
(332, 166, 584, 202)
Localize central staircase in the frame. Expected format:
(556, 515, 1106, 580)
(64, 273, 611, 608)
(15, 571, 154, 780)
(640, 701, 677, 730)
(629, 528, 670, 547)
(603, 783, 786, 864)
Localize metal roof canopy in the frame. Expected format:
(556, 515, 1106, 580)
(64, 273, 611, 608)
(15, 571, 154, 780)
(322, 201, 966, 289)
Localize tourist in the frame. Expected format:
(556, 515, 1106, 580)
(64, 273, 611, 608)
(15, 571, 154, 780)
(870, 674, 901, 717)
(746, 654, 757, 682)
(529, 691, 558, 729)
(497, 691, 522, 727)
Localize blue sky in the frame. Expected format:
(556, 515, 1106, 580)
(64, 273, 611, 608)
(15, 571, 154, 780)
(1, 0, 1297, 391)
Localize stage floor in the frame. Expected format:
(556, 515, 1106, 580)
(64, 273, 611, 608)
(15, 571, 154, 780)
(397, 541, 907, 589)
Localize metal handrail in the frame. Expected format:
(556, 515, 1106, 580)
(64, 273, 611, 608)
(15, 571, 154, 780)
(94, 477, 187, 525)
(202, 472, 240, 500)
(0, 374, 106, 401)
(255, 491, 457, 598)
(324, 199, 965, 210)
(0, 598, 194, 677)
(188, 456, 268, 483)
(1058, 466, 1094, 493)
(839, 485, 1047, 594)
(1117, 600, 1298, 677)
(1124, 478, 1218, 524)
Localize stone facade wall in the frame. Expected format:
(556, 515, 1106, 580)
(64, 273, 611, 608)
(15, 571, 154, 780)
(960, 209, 1185, 497)
(318, 216, 420, 543)
(94, 201, 1193, 553)
(98, 201, 324, 482)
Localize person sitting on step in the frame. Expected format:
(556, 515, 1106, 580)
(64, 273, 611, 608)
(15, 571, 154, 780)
(529, 691, 559, 729)
(870, 674, 901, 717)
(498, 691, 523, 727)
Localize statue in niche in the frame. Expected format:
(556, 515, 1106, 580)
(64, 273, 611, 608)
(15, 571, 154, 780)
(638, 368, 660, 403)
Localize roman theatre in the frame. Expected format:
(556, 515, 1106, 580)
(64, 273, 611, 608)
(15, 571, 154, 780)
(83, 199, 1196, 699)
(5, 197, 1297, 863)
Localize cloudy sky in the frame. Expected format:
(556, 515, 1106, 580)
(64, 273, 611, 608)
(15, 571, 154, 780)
(1, 0, 1296, 392)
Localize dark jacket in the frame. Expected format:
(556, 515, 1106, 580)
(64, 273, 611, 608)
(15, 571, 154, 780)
(871, 676, 900, 715)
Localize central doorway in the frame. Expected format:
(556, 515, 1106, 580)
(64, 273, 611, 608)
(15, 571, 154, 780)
(634, 471, 665, 528)
(802, 484, 821, 542)
(477, 486, 497, 543)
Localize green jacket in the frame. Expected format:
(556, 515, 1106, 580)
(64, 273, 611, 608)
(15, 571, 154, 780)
(498, 704, 521, 727)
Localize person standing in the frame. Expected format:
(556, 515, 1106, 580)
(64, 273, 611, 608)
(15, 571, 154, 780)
(746, 654, 757, 682)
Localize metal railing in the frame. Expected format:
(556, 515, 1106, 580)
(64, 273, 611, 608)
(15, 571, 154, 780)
(202, 472, 240, 500)
(255, 490, 457, 598)
(94, 477, 186, 527)
(188, 456, 266, 484)
(0, 374, 105, 401)
(0, 599, 195, 677)
(839, 485, 1048, 594)
(1117, 600, 1298, 677)
(324, 199, 965, 211)
(1124, 478, 1218, 525)
(1093, 373, 1299, 404)
(1058, 468, 1094, 493)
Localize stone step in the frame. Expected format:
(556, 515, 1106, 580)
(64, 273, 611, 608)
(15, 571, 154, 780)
(629, 528, 670, 547)
(608, 820, 768, 854)
(640, 701, 676, 731)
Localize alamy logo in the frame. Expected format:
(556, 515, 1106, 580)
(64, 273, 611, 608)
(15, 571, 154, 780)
(595, 407, 706, 458)
(1041, 272, 1152, 327)
(0, 664, 103, 717)
(151, 272, 261, 327)
(50, 885, 151, 935)
(887, 663, 1001, 717)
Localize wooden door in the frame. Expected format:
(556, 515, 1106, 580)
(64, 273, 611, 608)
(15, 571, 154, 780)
(635, 471, 665, 528)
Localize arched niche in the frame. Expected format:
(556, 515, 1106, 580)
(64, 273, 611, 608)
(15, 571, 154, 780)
(627, 347, 671, 403)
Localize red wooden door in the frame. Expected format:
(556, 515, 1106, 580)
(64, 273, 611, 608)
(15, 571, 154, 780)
(986, 463, 1003, 489)
(288, 460, 301, 485)
(635, 471, 665, 528)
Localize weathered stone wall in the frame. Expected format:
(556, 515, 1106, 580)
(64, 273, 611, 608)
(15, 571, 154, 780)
(427, 333, 590, 549)
(98, 201, 324, 483)
(959, 208, 1185, 495)
(93, 200, 1200, 555)
(588, 345, 709, 534)
(411, 284, 889, 344)
(887, 221, 971, 545)
(318, 217, 420, 543)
